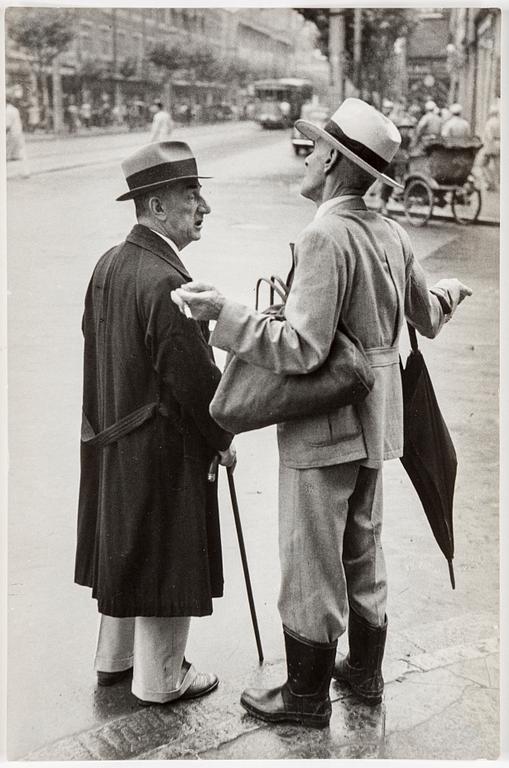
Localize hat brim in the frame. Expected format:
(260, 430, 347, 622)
(295, 119, 404, 191)
(116, 174, 212, 202)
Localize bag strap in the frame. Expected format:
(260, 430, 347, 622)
(255, 276, 288, 310)
(407, 322, 419, 353)
(269, 275, 290, 299)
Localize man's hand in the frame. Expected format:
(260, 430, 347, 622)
(172, 281, 226, 321)
(432, 278, 473, 319)
(455, 280, 473, 305)
(218, 442, 237, 472)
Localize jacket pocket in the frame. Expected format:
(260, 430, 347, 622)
(279, 405, 362, 447)
(327, 405, 363, 444)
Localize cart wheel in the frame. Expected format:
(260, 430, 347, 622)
(403, 179, 434, 227)
(451, 184, 482, 225)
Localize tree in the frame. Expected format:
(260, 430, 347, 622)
(7, 8, 75, 129)
(147, 41, 192, 105)
(297, 8, 330, 58)
(295, 8, 418, 103)
(343, 9, 418, 102)
(119, 57, 138, 81)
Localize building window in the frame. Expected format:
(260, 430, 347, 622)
(80, 33, 92, 54)
(100, 26, 111, 57)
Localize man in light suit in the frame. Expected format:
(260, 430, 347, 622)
(174, 99, 472, 727)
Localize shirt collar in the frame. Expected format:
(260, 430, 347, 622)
(149, 228, 181, 256)
(314, 195, 360, 220)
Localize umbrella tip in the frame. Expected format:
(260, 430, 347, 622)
(448, 560, 456, 590)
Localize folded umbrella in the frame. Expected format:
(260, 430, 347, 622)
(400, 324, 457, 589)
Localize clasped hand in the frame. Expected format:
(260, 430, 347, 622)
(171, 281, 225, 321)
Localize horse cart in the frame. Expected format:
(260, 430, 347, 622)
(401, 136, 483, 226)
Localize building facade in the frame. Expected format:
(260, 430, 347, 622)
(406, 8, 451, 108)
(5, 7, 323, 129)
(447, 7, 500, 136)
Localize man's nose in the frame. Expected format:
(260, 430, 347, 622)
(198, 196, 211, 215)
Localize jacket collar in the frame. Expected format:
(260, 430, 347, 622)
(315, 195, 368, 219)
(126, 224, 192, 280)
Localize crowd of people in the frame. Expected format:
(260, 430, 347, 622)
(5, 87, 242, 136)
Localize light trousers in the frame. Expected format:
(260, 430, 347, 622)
(278, 460, 387, 644)
(94, 615, 197, 703)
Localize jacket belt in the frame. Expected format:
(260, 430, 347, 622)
(81, 402, 159, 448)
(365, 347, 399, 367)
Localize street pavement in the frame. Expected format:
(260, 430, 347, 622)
(5, 125, 500, 760)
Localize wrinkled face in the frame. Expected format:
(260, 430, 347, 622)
(159, 179, 211, 249)
(300, 138, 330, 202)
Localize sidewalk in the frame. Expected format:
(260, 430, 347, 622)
(24, 634, 499, 760)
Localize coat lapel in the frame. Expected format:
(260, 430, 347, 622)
(126, 224, 192, 280)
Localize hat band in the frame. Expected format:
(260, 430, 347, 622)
(126, 157, 198, 192)
(324, 120, 389, 173)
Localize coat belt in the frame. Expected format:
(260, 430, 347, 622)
(365, 347, 399, 367)
(81, 402, 161, 448)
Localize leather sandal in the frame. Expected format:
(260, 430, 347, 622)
(136, 661, 218, 705)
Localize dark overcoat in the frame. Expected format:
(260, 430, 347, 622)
(75, 224, 232, 618)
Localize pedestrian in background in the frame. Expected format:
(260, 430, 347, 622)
(414, 100, 442, 145)
(80, 101, 92, 129)
(150, 100, 174, 141)
(75, 140, 236, 705)
(440, 106, 452, 127)
(441, 103, 471, 138)
(479, 104, 500, 191)
(6, 96, 30, 177)
(66, 98, 80, 134)
(27, 96, 40, 133)
(174, 98, 472, 728)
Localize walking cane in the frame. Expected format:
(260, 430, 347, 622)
(208, 456, 264, 664)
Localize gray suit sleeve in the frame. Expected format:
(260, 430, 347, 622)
(210, 226, 343, 374)
(398, 225, 446, 338)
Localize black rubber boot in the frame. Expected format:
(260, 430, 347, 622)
(334, 608, 387, 705)
(240, 626, 337, 728)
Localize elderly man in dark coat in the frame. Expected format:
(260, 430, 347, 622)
(75, 141, 235, 704)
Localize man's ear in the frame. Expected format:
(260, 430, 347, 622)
(324, 147, 341, 175)
(149, 195, 165, 219)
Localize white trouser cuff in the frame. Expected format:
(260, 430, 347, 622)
(132, 663, 197, 704)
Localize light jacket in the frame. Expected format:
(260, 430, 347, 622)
(211, 197, 456, 469)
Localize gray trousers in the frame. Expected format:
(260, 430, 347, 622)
(278, 460, 387, 643)
(94, 615, 197, 703)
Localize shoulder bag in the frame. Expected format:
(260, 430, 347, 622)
(210, 270, 374, 434)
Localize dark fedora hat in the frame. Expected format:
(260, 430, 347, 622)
(116, 140, 211, 201)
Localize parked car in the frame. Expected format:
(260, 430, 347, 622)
(291, 106, 329, 155)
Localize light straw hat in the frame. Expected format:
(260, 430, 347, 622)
(295, 98, 402, 190)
